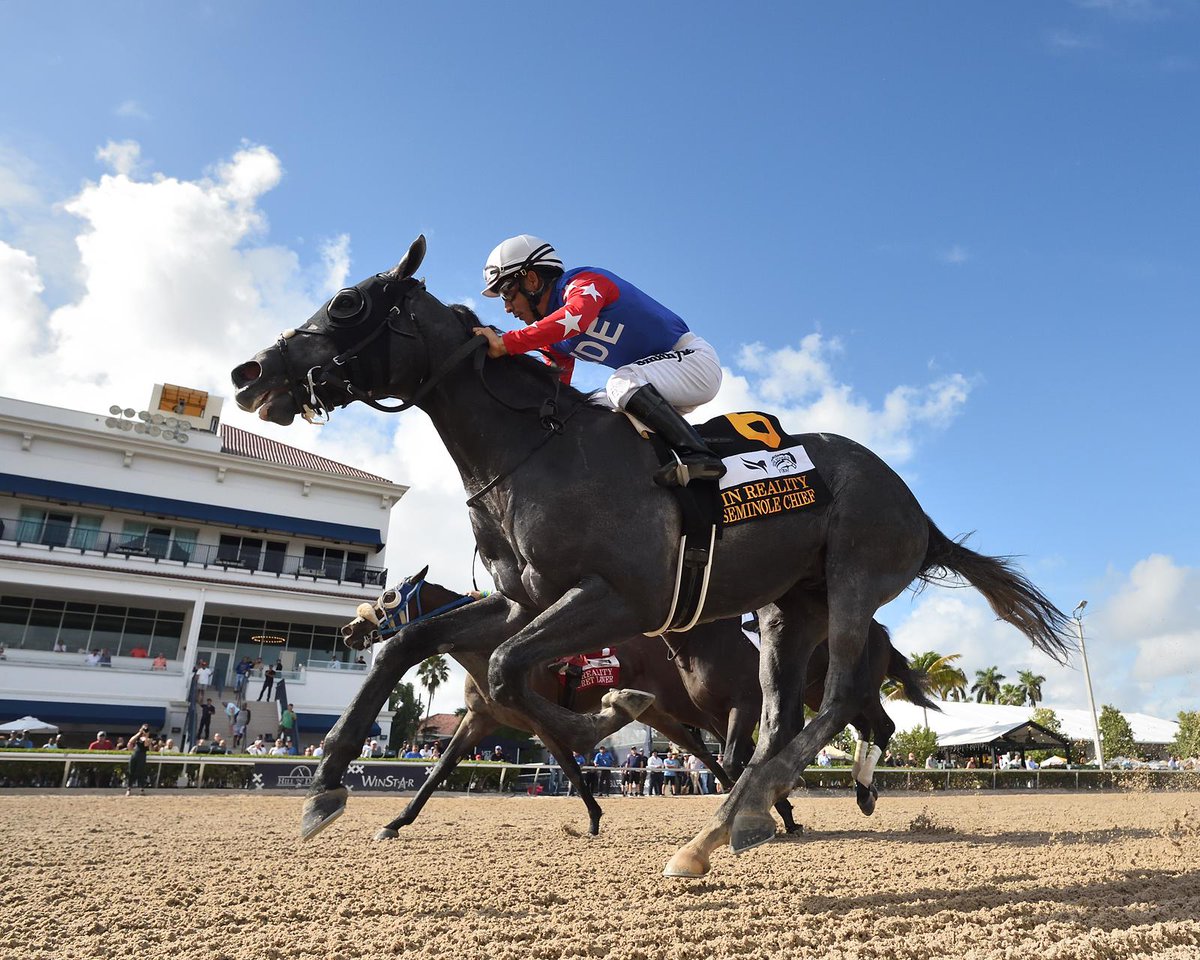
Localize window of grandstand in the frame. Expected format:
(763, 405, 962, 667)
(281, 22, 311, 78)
(0, 595, 185, 655)
(15, 506, 103, 550)
(117, 521, 199, 560)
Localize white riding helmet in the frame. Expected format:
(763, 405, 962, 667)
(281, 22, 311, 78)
(481, 235, 563, 297)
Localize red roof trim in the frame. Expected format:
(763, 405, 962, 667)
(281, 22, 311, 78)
(220, 424, 393, 484)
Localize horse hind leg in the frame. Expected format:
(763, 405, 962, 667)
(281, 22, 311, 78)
(376, 709, 496, 840)
(664, 591, 825, 877)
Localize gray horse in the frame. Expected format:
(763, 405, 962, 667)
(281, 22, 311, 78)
(232, 236, 1071, 877)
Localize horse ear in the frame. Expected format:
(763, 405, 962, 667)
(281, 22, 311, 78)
(387, 235, 427, 280)
(414, 563, 429, 582)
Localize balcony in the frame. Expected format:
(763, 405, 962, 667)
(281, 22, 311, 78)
(0, 516, 387, 587)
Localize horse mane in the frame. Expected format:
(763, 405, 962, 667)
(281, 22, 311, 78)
(448, 303, 590, 405)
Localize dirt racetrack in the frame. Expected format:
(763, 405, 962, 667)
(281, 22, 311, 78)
(3, 790, 1200, 960)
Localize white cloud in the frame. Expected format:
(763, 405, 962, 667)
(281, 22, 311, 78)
(695, 334, 971, 463)
(115, 100, 150, 120)
(95, 140, 142, 177)
(0, 241, 47, 359)
(940, 244, 969, 265)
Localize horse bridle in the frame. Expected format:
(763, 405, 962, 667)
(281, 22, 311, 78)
(274, 277, 487, 424)
(275, 276, 583, 503)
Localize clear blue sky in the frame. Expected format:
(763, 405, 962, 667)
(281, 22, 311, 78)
(2, 2, 1196, 719)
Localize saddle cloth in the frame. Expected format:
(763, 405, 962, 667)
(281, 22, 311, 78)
(698, 411, 832, 527)
(554, 650, 621, 691)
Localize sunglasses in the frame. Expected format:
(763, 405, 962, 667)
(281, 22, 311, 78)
(498, 279, 522, 304)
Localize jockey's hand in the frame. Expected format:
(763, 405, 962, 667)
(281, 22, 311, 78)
(472, 326, 508, 359)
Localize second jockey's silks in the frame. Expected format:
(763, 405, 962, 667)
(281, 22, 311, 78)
(499, 267, 691, 385)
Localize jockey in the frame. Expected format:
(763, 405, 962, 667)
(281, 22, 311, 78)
(473, 234, 725, 488)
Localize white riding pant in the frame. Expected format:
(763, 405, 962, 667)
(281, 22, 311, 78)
(598, 334, 723, 414)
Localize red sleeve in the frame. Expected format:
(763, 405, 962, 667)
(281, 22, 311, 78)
(500, 271, 620, 357)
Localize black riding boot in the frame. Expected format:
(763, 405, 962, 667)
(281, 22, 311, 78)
(624, 385, 726, 487)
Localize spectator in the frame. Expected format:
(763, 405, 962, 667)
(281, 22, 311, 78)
(233, 704, 251, 749)
(189, 738, 210, 754)
(43, 735, 64, 749)
(688, 752, 709, 794)
(256, 664, 276, 701)
(663, 751, 681, 795)
(126, 725, 153, 795)
(355, 655, 367, 666)
(151, 653, 168, 670)
(246, 737, 267, 756)
(197, 698, 216, 740)
(817, 749, 833, 768)
(52, 639, 66, 653)
(279, 703, 297, 751)
(129, 644, 149, 658)
(621, 748, 642, 797)
(312, 739, 325, 758)
(329, 657, 342, 670)
(364, 738, 377, 758)
(85, 649, 101, 666)
(195, 660, 213, 691)
(224, 699, 239, 732)
(924, 754, 938, 770)
(268, 738, 288, 757)
(89, 730, 114, 751)
(646, 750, 664, 796)
(491, 745, 507, 763)
(593, 745, 615, 795)
(99, 648, 112, 667)
(210, 735, 229, 755)
(160, 739, 179, 754)
(233, 657, 251, 696)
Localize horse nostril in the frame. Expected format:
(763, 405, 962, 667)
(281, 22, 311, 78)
(232, 361, 262, 388)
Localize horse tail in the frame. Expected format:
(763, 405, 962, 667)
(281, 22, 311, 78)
(919, 517, 1074, 664)
(880, 628, 941, 713)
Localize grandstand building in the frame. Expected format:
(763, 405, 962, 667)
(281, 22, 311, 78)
(0, 387, 406, 746)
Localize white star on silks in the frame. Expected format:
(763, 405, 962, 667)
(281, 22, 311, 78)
(564, 280, 597, 300)
(559, 311, 583, 335)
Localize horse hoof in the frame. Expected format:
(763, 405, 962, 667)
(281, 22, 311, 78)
(300, 787, 348, 840)
(784, 822, 804, 835)
(374, 827, 399, 841)
(663, 847, 711, 878)
(602, 688, 655, 720)
(588, 821, 601, 836)
(856, 783, 878, 817)
(730, 813, 777, 854)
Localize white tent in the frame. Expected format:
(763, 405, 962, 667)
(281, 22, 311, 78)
(0, 716, 59, 734)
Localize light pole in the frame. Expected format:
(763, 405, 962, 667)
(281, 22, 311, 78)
(1073, 600, 1104, 770)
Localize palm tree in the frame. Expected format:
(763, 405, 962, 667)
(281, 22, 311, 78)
(1017, 670, 1046, 707)
(971, 666, 1005, 704)
(945, 667, 968, 702)
(416, 655, 451, 730)
(998, 683, 1025, 706)
(888, 651, 967, 726)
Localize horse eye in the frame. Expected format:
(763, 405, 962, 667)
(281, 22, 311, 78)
(327, 288, 366, 322)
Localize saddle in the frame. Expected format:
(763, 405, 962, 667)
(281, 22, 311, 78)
(634, 410, 832, 636)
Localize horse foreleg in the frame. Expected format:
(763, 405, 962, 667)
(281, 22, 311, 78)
(301, 594, 525, 840)
(375, 709, 497, 840)
(538, 728, 605, 835)
(487, 577, 652, 755)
